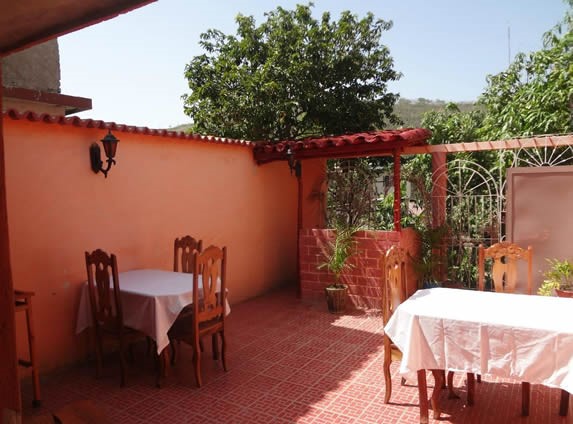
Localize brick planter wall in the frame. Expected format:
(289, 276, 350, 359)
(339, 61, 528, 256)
(300, 229, 407, 310)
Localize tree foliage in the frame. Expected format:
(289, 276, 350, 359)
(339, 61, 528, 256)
(479, 4, 573, 139)
(183, 3, 401, 141)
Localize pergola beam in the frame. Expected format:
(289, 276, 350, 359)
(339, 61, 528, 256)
(403, 134, 573, 155)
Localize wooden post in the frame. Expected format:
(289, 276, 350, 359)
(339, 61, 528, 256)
(431, 152, 447, 228)
(296, 162, 303, 298)
(0, 63, 22, 421)
(392, 150, 401, 232)
(431, 152, 447, 281)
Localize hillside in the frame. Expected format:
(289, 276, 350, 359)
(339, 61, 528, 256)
(169, 98, 478, 134)
(393, 98, 477, 128)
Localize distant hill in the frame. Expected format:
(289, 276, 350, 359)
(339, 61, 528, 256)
(393, 98, 477, 128)
(169, 123, 193, 132)
(168, 98, 478, 134)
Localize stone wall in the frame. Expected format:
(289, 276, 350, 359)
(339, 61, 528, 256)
(2, 39, 60, 92)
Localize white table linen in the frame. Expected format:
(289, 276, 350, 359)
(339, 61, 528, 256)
(384, 288, 573, 393)
(76, 269, 230, 354)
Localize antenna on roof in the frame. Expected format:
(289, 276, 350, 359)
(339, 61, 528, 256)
(507, 24, 511, 66)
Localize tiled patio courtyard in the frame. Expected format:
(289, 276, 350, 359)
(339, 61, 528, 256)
(22, 288, 572, 423)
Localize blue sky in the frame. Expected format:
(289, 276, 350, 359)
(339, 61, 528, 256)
(58, 0, 568, 129)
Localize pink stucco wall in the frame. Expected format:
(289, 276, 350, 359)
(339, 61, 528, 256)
(4, 117, 300, 372)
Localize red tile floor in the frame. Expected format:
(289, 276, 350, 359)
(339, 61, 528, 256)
(22, 288, 572, 423)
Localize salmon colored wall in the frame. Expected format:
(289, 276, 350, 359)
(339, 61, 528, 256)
(4, 118, 298, 372)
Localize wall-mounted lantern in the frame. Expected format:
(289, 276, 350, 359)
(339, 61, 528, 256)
(89, 130, 119, 178)
(286, 146, 301, 178)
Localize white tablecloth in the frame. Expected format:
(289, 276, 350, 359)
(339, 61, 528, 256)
(76, 269, 230, 354)
(384, 288, 573, 393)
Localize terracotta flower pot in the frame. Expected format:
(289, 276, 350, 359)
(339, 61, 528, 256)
(325, 285, 348, 314)
(555, 289, 573, 298)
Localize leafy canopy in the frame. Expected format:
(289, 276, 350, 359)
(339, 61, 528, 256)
(479, 2, 573, 139)
(183, 3, 401, 141)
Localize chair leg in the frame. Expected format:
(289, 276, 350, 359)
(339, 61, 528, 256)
(128, 344, 136, 363)
(212, 334, 219, 360)
(521, 382, 530, 416)
(220, 331, 227, 372)
(417, 370, 429, 424)
(94, 328, 104, 379)
(430, 370, 443, 420)
(193, 337, 202, 388)
(156, 350, 167, 388)
(169, 337, 177, 366)
(383, 338, 392, 404)
(146, 337, 153, 356)
(467, 373, 475, 406)
(560, 389, 569, 416)
(25, 304, 41, 407)
(118, 338, 127, 388)
(447, 371, 459, 399)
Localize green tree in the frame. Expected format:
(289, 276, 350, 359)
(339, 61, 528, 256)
(402, 103, 487, 208)
(183, 3, 401, 141)
(479, 3, 573, 139)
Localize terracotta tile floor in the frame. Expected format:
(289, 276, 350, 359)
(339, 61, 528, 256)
(22, 288, 573, 423)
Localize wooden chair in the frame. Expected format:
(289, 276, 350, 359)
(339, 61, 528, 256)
(168, 245, 228, 387)
(478, 241, 533, 295)
(174, 235, 203, 273)
(171, 236, 204, 364)
(476, 242, 534, 415)
(383, 246, 444, 419)
(15, 289, 41, 407)
(382, 246, 410, 404)
(84, 249, 145, 387)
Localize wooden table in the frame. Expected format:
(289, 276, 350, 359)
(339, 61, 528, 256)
(76, 269, 230, 383)
(384, 288, 573, 422)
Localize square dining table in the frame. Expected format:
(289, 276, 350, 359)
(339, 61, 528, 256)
(76, 269, 230, 356)
(384, 287, 573, 423)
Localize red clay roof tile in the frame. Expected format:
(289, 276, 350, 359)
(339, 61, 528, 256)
(3, 110, 431, 162)
(253, 128, 431, 164)
(3, 109, 254, 148)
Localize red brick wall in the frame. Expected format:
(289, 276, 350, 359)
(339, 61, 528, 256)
(300, 229, 406, 310)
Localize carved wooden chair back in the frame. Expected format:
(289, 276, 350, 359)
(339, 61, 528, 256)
(174, 235, 203, 273)
(85, 249, 122, 331)
(382, 245, 410, 404)
(478, 242, 533, 294)
(193, 245, 227, 325)
(382, 245, 408, 325)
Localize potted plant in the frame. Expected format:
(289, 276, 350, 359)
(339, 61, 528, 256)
(538, 258, 573, 297)
(318, 223, 360, 314)
(411, 224, 450, 289)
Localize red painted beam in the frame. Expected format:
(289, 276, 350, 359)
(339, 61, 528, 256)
(393, 150, 401, 232)
(254, 140, 419, 165)
(0, 64, 21, 419)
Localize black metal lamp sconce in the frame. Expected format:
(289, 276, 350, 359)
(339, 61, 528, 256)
(286, 146, 301, 178)
(90, 130, 119, 178)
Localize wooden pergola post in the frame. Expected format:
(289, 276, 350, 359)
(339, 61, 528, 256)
(296, 162, 303, 298)
(431, 152, 447, 281)
(0, 64, 21, 421)
(393, 150, 401, 232)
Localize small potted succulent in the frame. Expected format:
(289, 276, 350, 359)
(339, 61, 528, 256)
(537, 258, 573, 297)
(318, 223, 360, 314)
